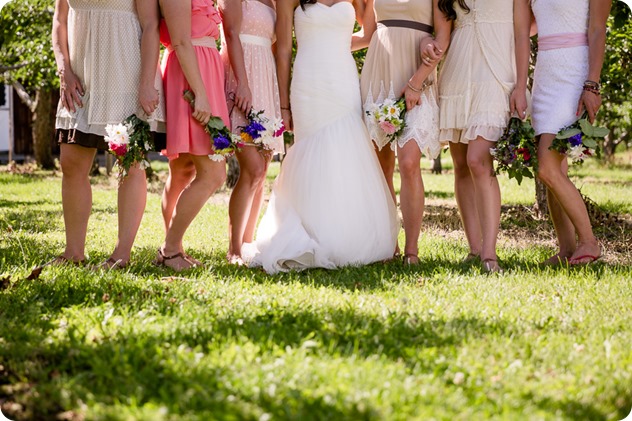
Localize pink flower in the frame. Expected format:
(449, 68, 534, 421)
(379, 120, 396, 135)
(109, 143, 128, 157)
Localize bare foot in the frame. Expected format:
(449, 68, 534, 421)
(482, 258, 502, 274)
(541, 253, 571, 266)
(156, 248, 198, 272)
(569, 242, 601, 265)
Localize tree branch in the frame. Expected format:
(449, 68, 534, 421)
(0, 62, 28, 72)
(12, 80, 35, 112)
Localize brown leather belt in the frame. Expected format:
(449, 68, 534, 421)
(377, 19, 433, 33)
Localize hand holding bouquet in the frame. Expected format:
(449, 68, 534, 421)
(490, 117, 538, 185)
(550, 114, 608, 164)
(183, 90, 243, 161)
(365, 97, 407, 144)
(105, 115, 153, 183)
(239, 109, 285, 152)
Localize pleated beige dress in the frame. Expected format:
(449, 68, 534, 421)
(360, 0, 441, 158)
(438, 0, 515, 144)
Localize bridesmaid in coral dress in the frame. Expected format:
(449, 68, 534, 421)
(157, 0, 230, 271)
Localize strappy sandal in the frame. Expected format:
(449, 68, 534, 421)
(155, 248, 199, 272)
(94, 257, 128, 270)
(402, 253, 420, 266)
(482, 258, 503, 274)
(27, 255, 85, 280)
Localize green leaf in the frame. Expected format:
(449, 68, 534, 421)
(556, 128, 582, 139)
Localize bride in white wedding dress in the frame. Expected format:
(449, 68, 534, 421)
(245, 0, 399, 274)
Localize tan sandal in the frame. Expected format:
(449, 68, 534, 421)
(94, 257, 128, 270)
(402, 253, 420, 266)
(155, 248, 200, 272)
(482, 258, 503, 274)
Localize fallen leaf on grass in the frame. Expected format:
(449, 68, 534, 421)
(26, 267, 43, 281)
(0, 276, 11, 290)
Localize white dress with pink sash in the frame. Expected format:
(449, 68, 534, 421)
(531, 0, 589, 135)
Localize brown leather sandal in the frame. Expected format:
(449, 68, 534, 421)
(155, 248, 199, 272)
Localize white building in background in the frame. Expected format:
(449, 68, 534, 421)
(0, 84, 12, 153)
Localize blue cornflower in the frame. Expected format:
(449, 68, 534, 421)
(569, 133, 583, 147)
(214, 134, 232, 150)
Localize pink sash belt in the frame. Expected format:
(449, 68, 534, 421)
(538, 33, 588, 51)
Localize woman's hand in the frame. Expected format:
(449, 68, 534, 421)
(234, 81, 252, 114)
(193, 93, 212, 125)
(139, 82, 160, 116)
(59, 68, 84, 113)
(281, 108, 293, 132)
(577, 89, 601, 123)
(402, 84, 422, 111)
(509, 87, 528, 120)
(420, 38, 444, 67)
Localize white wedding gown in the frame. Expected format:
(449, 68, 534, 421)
(246, 1, 399, 274)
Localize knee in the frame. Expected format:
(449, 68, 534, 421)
(198, 170, 226, 194)
(452, 157, 470, 179)
(398, 155, 420, 180)
(466, 155, 490, 178)
(60, 155, 91, 179)
(240, 161, 268, 187)
(536, 162, 560, 187)
(171, 162, 196, 185)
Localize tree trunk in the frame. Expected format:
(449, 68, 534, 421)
(534, 177, 549, 218)
(431, 157, 442, 174)
(32, 89, 55, 169)
(225, 155, 240, 189)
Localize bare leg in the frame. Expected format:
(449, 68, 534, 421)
(397, 140, 424, 260)
(375, 144, 399, 255)
(161, 154, 226, 270)
(537, 134, 600, 263)
(449, 142, 482, 257)
(375, 144, 397, 205)
(228, 146, 268, 260)
(466, 138, 501, 270)
(108, 164, 147, 266)
(60, 143, 97, 262)
(161, 156, 195, 233)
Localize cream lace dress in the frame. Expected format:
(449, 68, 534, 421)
(438, 0, 515, 143)
(360, 0, 441, 158)
(55, 0, 165, 137)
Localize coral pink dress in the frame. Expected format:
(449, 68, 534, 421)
(160, 0, 230, 159)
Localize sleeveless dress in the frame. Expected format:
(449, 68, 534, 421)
(55, 0, 166, 150)
(160, 0, 230, 159)
(220, 0, 284, 155)
(438, 0, 516, 144)
(247, 2, 399, 274)
(360, 0, 441, 158)
(531, 0, 589, 135)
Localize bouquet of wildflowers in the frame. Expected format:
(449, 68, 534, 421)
(104, 115, 153, 183)
(550, 114, 608, 164)
(238, 109, 285, 152)
(490, 117, 538, 185)
(365, 97, 407, 144)
(183, 90, 243, 161)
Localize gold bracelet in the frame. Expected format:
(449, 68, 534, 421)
(407, 81, 422, 93)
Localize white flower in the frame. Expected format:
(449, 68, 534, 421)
(140, 160, 150, 170)
(567, 144, 586, 162)
(144, 141, 152, 151)
(104, 123, 129, 145)
(209, 154, 225, 162)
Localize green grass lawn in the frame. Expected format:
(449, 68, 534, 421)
(0, 153, 631, 420)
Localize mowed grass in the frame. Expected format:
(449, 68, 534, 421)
(0, 152, 631, 420)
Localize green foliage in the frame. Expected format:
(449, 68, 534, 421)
(600, 2, 632, 152)
(0, 0, 57, 90)
(1, 159, 631, 419)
